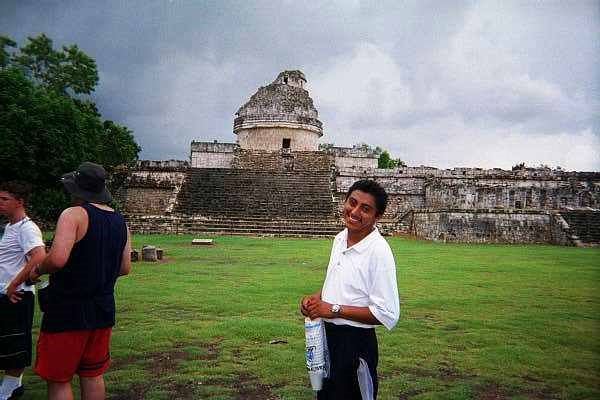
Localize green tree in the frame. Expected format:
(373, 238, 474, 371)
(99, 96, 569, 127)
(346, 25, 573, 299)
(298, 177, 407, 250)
(0, 35, 16, 67)
(376, 150, 406, 169)
(99, 121, 142, 168)
(11, 33, 98, 95)
(378, 150, 397, 169)
(0, 34, 140, 221)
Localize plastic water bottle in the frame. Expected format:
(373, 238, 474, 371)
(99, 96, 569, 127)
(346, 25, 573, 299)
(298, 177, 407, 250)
(305, 317, 329, 391)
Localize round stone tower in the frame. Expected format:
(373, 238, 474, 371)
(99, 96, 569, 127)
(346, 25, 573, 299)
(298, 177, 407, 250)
(233, 70, 323, 151)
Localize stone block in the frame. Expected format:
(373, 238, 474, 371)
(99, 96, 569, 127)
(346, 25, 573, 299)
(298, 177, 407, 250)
(142, 245, 157, 261)
(192, 239, 213, 245)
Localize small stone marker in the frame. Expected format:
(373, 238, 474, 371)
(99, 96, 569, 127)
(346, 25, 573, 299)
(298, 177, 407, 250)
(131, 249, 139, 262)
(141, 245, 157, 262)
(192, 239, 213, 246)
(156, 248, 163, 260)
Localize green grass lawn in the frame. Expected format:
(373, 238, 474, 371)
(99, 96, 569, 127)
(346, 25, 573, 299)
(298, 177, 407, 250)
(20, 235, 600, 399)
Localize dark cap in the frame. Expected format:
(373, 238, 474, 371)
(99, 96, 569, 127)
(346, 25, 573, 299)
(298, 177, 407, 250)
(61, 162, 112, 204)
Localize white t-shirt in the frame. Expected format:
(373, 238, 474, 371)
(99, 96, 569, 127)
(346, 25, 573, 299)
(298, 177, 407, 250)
(321, 227, 400, 330)
(0, 217, 44, 293)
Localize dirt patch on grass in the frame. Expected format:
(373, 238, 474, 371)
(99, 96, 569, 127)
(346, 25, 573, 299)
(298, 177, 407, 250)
(397, 388, 426, 399)
(474, 382, 508, 400)
(108, 341, 220, 399)
(110, 341, 219, 371)
(109, 382, 151, 400)
(108, 341, 283, 399)
(394, 360, 475, 382)
(229, 372, 281, 400)
(473, 380, 559, 400)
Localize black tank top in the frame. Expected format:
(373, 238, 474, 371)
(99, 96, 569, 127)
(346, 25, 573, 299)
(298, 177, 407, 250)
(42, 203, 127, 332)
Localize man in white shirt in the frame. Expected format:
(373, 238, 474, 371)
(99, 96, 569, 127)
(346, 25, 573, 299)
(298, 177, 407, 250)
(301, 179, 400, 399)
(0, 181, 46, 400)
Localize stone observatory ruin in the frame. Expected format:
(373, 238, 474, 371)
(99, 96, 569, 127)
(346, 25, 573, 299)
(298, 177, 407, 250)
(113, 70, 600, 246)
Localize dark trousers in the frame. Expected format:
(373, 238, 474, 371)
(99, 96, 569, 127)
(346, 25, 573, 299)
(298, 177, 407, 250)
(317, 322, 378, 400)
(0, 292, 34, 370)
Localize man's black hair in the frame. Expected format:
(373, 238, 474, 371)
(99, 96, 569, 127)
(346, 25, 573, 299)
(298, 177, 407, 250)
(345, 179, 388, 216)
(0, 181, 33, 205)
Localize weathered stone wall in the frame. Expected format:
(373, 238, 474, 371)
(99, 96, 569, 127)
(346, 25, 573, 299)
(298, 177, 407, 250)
(232, 149, 333, 172)
(424, 178, 598, 210)
(329, 146, 379, 170)
(190, 141, 238, 168)
(236, 127, 321, 151)
(549, 213, 572, 246)
(135, 160, 189, 170)
(332, 166, 600, 243)
(116, 155, 599, 244)
(121, 188, 175, 214)
(114, 162, 187, 215)
(411, 209, 554, 244)
(335, 167, 600, 211)
(125, 215, 181, 234)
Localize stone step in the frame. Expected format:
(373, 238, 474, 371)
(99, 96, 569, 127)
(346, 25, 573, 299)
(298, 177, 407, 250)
(127, 217, 341, 225)
(561, 210, 600, 244)
(176, 221, 342, 229)
(170, 165, 338, 234)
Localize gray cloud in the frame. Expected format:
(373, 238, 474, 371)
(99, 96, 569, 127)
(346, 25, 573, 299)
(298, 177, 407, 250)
(2, 0, 598, 169)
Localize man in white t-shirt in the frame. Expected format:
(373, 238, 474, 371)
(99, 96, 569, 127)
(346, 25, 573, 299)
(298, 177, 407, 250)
(0, 181, 45, 400)
(301, 179, 400, 399)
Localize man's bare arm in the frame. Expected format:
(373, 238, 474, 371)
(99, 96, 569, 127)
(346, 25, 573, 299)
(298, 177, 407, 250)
(119, 226, 132, 276)
(6, 246, 46, 303)
(34, 208, 80, 276)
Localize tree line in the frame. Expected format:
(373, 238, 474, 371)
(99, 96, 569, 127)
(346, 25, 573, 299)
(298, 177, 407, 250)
(0, 34, 140, 221)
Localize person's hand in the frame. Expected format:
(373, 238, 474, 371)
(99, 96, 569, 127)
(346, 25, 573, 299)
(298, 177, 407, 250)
(300, 294, 320, 317)
(28, 266, 42, 284)
(6, 281, 23, 304)
(306, 299, 334, 319)
(300, 296, 310, 316)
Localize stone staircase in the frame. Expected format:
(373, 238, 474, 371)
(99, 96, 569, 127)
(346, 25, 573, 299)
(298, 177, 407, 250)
(561, 210, 600, 246)
(171, 168, 342, 236)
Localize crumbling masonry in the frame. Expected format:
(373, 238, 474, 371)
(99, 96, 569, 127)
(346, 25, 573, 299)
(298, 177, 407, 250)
(114, 71, 600, 246)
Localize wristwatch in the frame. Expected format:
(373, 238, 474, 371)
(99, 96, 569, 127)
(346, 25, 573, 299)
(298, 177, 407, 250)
(331, 304, 342, 315)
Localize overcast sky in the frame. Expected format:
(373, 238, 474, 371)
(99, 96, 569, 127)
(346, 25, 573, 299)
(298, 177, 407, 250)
(3, 0, 599, 170)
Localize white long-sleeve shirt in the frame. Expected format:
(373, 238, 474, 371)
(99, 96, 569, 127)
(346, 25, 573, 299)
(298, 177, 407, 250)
(321, 227, 400, 330)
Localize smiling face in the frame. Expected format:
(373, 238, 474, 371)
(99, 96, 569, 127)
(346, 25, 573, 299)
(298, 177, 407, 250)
(343, 189, 380, 238)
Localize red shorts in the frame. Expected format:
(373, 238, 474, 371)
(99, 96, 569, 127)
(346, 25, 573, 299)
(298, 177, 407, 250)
(34, 328, 112, 382)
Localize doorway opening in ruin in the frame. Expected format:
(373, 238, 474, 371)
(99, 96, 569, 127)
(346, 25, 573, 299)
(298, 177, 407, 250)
(282, 138, 291, 149)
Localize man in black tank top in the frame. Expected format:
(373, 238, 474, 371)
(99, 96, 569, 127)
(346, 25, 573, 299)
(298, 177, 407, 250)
(29, 162, 132, 400)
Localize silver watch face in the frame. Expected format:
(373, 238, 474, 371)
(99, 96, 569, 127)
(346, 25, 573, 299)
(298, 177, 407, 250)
(332, 304, 341, 314)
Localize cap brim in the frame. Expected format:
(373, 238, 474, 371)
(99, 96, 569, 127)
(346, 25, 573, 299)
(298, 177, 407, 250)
(61, 172, 112, 204)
